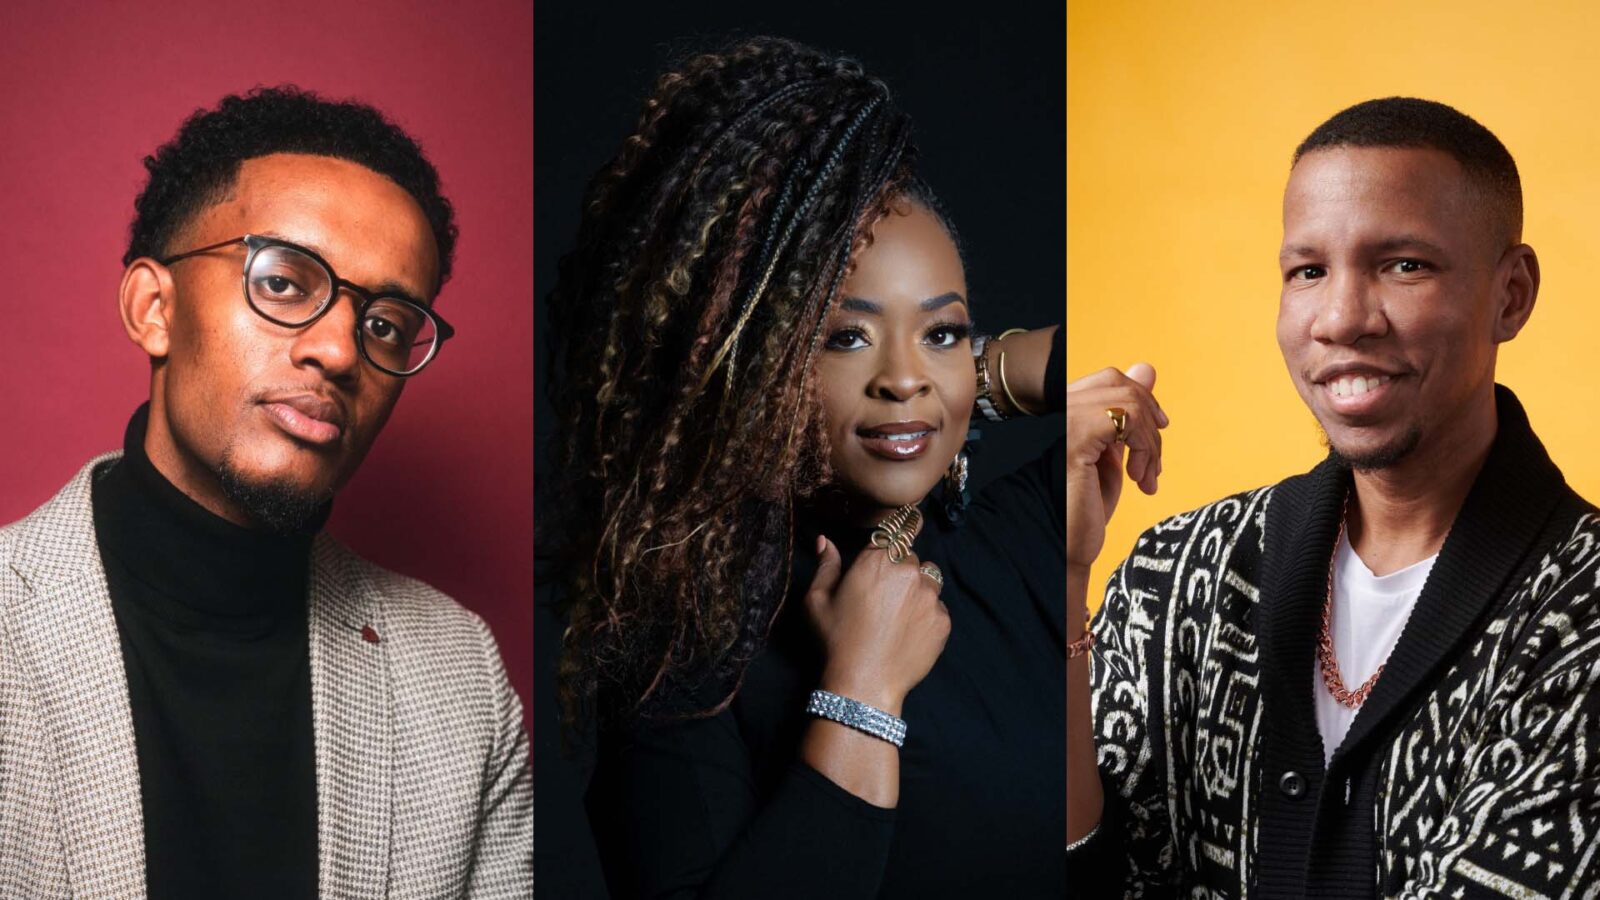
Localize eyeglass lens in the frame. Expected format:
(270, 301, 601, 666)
(247, 243, 439, 374)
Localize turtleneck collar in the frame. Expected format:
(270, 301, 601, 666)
(90, 403, 329, 624)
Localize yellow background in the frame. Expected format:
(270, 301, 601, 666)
(1068, 1, 1600, 611)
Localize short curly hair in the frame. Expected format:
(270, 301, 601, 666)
(125, 85, 458, 288)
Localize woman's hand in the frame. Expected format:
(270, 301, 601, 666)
(804, 534, 950, 716)
(1067, 363, 1167, 574)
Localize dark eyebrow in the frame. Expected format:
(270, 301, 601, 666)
(259, 231, 431, 306)
(1370, 235, 1449, 257)
(370, 281, 431, 308)
(839, 292, 967, 315)
(1279, 235, 1450, 263)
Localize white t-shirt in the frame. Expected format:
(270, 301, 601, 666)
(1313, 529, 1436, 764)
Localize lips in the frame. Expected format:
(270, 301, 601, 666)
(259, 393, 347, 446)
(1310, 367, 1406, 419)
(856, 420, 936, 461)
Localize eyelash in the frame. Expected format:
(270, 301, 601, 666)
(824, 320, 972, 351)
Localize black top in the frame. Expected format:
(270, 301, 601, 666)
(587, 332, 1067, 899)
(1077, 385, 1598, 898)
(90, 405, 321, 899)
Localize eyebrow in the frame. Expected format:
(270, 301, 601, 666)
(839, 291, 968, 314)
(1279, 235, 1450, 262)
(259, 230, 432, 306)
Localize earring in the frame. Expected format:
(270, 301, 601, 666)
(939, 438, 973, 526)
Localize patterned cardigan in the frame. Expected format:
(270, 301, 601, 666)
(0, 454, 533, 899)
(1075, 387, 1600, 898)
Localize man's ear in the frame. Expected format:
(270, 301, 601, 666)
(1492, 243, 1539, 344)
(119, 259, 173, 359)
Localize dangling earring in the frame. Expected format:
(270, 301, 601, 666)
(939, 435, 973, 526)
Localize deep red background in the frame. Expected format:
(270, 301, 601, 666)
(0, 1, 533, 731)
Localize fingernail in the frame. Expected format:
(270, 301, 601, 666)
(816, 535, 827, 555)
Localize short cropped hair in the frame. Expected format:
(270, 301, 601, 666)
(1293, 97, 1522, 247)
(125, 85, 457, 288)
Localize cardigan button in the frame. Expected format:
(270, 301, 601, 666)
(1279, 770, 1307, 799)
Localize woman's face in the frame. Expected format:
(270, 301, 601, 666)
(816, 200, 975, 513)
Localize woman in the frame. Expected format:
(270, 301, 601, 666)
(546, 36, 1066, 898)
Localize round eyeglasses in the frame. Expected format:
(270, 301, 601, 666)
(159, 234, 456, 377)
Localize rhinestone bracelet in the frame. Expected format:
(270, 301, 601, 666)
(806, 689, 907, 748)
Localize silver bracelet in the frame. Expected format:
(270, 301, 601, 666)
(805, 689, 906, 748)
(1065, 822, 1101, 853)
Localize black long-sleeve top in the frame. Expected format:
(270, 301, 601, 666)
(586, 331, 1067, 899)
(90, 405, 320, 899)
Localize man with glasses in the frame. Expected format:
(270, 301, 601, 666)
(0, 87, 530, 898)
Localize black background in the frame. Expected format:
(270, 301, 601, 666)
(534, 3, 1065, 895)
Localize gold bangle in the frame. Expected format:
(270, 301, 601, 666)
(996, 349, 1039, 417)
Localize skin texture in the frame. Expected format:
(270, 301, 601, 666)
(1276, 147, 1535, 485)
(117, 152, 441, 528)
(1065, 144, 1540, 842)
(1277, 146, 1538, 573)
(815, 201, 977, 517)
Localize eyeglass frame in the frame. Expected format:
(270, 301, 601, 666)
(157, 233, 456, 377)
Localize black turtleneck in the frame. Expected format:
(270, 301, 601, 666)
(90, 405, 320, 899)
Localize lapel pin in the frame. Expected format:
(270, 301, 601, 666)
(361, 625, 380, 644)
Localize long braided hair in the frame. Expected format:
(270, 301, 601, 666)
(548, 37, 922, 730)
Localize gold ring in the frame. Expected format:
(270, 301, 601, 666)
(918, 563, 944, 588)
(1106, 407, 1129, 443)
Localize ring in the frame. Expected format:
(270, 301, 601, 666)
(918, 563, 944, 588)
(1105, 407, 1128, 444)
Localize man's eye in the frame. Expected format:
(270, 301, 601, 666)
(363, 316, 403, 346)
(1291, 265, 1327, 281)
(256, 275, 305, 297)
(1395, 259, 1427, 274)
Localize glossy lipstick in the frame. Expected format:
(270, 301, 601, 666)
(857, 420, 936, 461)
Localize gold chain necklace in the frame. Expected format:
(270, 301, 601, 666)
(1317, 496, 1384, 709)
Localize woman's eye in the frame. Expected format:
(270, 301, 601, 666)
(824, 328, 869, 351)
(926, 323, 971, 348)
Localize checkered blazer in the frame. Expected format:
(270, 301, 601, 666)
(0, 454, 533, 898)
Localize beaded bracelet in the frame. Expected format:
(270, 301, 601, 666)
(806, 689, 907, 748)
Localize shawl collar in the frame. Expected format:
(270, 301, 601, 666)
(1254, 385, 1569, 893)
(4, 454, 396, 898)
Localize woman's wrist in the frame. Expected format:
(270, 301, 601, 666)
(976, 327, 1057, 419)
(819, 668, 907, 717)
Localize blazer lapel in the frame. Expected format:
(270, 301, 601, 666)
(308, 535, 393, 898)
(5, 454, 147, 898)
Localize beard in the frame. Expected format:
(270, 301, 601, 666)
(1321, 423, 1423, 471)
(216, 445, 334, 535)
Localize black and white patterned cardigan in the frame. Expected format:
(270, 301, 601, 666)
(1073, 386, 1600, 898)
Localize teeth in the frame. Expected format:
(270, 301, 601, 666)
(1328, 374, 1392, 397)
(883, 431, 928, 441)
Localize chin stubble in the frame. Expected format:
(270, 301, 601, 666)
(1320, 423, 1424, 471)
(216, 443, 332, 535)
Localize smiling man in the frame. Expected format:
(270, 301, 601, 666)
(1066, 98, 1600, 897)
(0, 88, 530, 899)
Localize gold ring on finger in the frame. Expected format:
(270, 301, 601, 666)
(918, 563, 944, 588)
(1106, 407, 1129, 444)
